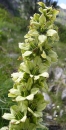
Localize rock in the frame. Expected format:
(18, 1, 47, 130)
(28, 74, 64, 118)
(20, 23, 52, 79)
(61, 88, 66, 103)
(6, 53, 18, 58)
(49, 85, 57, 92)
(61, 74, 66, 84)
(48, 125, 61, 130)
(43, 93, 52, 110)
(46, 114, 53, 120)
(0, 46, 6, 52)
(60, 109, 64, 117)
(54, 67, 63, 80)
(64, 58, 66, 62)
(0, 0, 20, 16)
(49, 68, 55, 80)
(8, 38, 14, 43)
(53, 110, 59, 118)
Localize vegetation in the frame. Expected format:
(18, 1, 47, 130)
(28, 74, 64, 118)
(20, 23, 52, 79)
(44, 0, 58, 7)
(0, 1, 66, 129)
(56, 22, 66, 43)
(0, 7, 28, 128)
(0, 2, 59, 130)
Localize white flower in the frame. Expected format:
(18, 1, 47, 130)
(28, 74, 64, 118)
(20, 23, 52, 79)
(19, 42, 24, 49)
(8, 88, 20, 97)
(0, 127, 8, 130)
(20, 115, 27, 122)
(11, 72, 24, 83)
(2, 112, 27, 124)
(38, 35, 47, 43)
(47, 29, 57, 36)
(40, 72, 49, 78)
(2, 113, 15, 120)
(16, 88, 39, 101)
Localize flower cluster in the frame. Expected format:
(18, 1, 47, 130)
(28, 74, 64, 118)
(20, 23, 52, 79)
(1, 2, 59, 130)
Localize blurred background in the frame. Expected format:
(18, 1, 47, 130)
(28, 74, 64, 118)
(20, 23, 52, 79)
(0, 0, 66, 129)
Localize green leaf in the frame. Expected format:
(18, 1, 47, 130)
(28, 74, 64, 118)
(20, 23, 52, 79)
(20, 62, 30, 73)
(39, 7, 43, 13)
(26, 78, 33, 90)
(28, 123, 36, 130)
(26, 61, 34, 72)
(18, 101, 28, 112)
(34, 56, 42, 65)
(33, 13, 40, 21)
(31, 88, 39, 94)
(53, 9, 59, 17)
(39, 14, 46, 25)
(46, 56, 51, 63)
(49, 50, 58, 62)
(37, 102, 47, 111)
(37, 123, 48, 130)
(39, 63, 48, 73)
(31, 21, 39, 26)
(38, 2, 45, 8)
(28, 107, 42, 117)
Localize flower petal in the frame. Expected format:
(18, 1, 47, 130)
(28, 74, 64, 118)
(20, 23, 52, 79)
(40, 72, 49, 78)
(21, 115, 27, 122)
(22, 51, 32, 57)
(11, 72, 24, 83)
(8, 88, 20, 97)
(47, 29, 57, 36)
(2, 113, 14, 120)
(38, 35, 47, 43)
(16, 96, 26, 101)
(26, 94, 34, 100)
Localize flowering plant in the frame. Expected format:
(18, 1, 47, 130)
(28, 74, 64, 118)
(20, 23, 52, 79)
(0, 2, 59, 130)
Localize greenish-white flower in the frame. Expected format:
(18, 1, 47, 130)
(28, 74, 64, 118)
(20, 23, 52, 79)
(47, 29, 57, 36)
(22, 51, 32, 57)
(2, 105, 27, 125)
(19, 42, 24, 49)
(30, 72, 49, 80)
(38, 35, 47, 43)
(16, 88, 39, 101)
(8, 88, 20, 97)
(0, 127, 8, 130)
(11, 72, 24, 83)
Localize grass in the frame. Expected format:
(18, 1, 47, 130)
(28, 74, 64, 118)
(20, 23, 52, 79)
(56, 8, 66, 26)
(0, 8, 28, 127)
(0, 31, 27, 127)
(54, 41, 66, 63)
